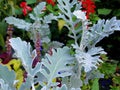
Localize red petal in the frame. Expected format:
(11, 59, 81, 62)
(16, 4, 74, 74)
(46, 0, 55, 6)
(26, 6, 32, 11)
(20, 2, 27, 8)
(22, 9, 27, 16)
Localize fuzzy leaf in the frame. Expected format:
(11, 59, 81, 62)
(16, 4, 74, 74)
(57, 0, 78, 25)
(5, 16, 32, 30)
(35, 72, 47, 87)
(34, 2, 46, 15)
(88, 17, 120, 48)
(84, 70, 104, 85)
(9, 37, 33, 67)
(19, 77, 32, 90)
(43, 14, 57, 23)
(0, 79, 10, 90)
(57, 0, 83, 44)
(62, 75, 82, 90)
(0, 65, 16, 90)
(9, 37, 42, 76)
(49, 41, 64, 49)
(70, 75, 82, 89)
(9, 37, 43, 89)
(41, 47, 74, 87)
(74, 46, 106, 72)
(53, 84, 68, 90)
(38, 24, 50, 43)
(30, 2, 46, 20)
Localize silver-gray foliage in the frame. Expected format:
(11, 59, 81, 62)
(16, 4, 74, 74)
(0, 65, 16, 90)
(41, 46, 74, 88)
(2, 0, 120, 90)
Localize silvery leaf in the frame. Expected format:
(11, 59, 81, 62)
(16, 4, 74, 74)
(0, 65, 16, 90)
(5, 16, 32, 31)
(41, 47, 74, 87)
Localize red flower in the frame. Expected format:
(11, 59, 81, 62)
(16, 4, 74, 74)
(46, 0, 55, 6)
(20, 2, 32, 16)
(79, 0, 96, 18)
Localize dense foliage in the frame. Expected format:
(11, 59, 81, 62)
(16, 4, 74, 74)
(0, 0, 120, 90)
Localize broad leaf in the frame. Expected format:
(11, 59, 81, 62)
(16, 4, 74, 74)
(29, 2, 46, 20)
(62, 76, 82, 90)
(26, 0, 36, 4)
(9, 37, 42, 76)
(19, 77, 32, 90)
(84, 70, 104, 85)
(5, 16, 32, 31)
(53, 84, 68, 90)
(91, 78, 99, 90)
(9, 37, 43, 90)
(0, 65, 16, 90)
(98, 8, 112, 15)
(73, 45, 106, 72)
(41, 47, 74, 87)
(0, 79, 11, 90)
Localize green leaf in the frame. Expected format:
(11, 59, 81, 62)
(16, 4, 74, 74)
(113, 9, 120, 17)
(0, 34, 5, 51)
(0, 0, 4, 3)
(91, 78, 99, 90)
(95, 0, 101, 2)
(98, 8, 112, 15)
(99, 63, 117, 76)
(15, 6, 22, 15)
(0, 21, 7, 36)
(110, 86, 120, 90)
(113, 76, 120, 84)
(46, 4, 54, 12)
(26, 0, 36, 4)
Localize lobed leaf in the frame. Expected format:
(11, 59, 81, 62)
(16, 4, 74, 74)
(5, 16, 32, 31)
(41, 47, 74, 87)
(0, 65, 16, 90)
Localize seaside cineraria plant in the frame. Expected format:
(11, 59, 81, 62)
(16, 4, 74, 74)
(0, 0, 120, 90)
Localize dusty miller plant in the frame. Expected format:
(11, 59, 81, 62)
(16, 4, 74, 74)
(1, 0, 120, 90)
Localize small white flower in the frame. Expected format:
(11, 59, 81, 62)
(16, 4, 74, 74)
(73, 10, 87, 21)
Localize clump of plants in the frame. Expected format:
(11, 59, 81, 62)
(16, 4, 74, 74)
(0, 0, 120, 90)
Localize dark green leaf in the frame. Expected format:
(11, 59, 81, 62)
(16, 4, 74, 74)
(0, 34, 5, 51)
(26, 0, 36, 4)
(98, 8, 112, 15)
(99, 63, 117, 76)
(113, 76, 120, 84)
(0, 21, 7, 36)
